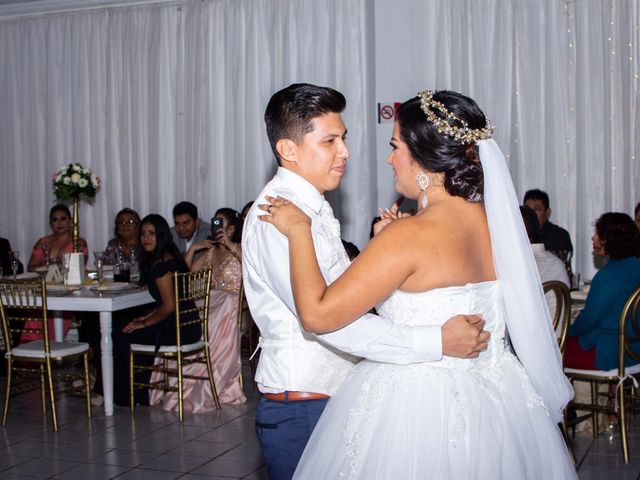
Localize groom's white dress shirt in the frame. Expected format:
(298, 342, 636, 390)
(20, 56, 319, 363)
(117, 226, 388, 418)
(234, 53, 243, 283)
(242, 168, 442, 395)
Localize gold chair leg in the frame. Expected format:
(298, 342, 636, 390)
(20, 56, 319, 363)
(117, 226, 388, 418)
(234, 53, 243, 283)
(83, 352, 92, 418)
(618, 382, 629, 463)
(163, 357, 169, 391)
(45, 358, 58, 432)
(177, 352, 184, 422)
(590, 380, 598, 438)
(2, 357, 12, 426)
(204, 346, 220, 410)
(559, 420, 576, 465)
(129, 350, 135, 415)
(40, 363, 46, 415)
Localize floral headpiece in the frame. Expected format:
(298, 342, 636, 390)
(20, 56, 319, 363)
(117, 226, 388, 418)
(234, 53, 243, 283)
(418, 90, 493, 144)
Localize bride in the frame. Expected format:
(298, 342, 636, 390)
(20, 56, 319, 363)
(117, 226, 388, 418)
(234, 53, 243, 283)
(259, 90, 577, 478)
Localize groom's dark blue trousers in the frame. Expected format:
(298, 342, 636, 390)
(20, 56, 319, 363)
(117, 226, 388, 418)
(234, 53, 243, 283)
(255, 394, 329, 480)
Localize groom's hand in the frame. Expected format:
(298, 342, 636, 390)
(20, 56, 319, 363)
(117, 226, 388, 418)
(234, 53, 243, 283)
(441, 314, 490, 358)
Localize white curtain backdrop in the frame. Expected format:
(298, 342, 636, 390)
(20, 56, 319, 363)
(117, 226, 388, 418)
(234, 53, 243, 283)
(0, 0, 375, 261)
(392, 0, 639, 278)
(0, 0, 638, 279)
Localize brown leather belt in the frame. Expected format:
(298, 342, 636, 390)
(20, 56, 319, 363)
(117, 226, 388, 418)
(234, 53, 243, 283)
(262, 391, 330, 402)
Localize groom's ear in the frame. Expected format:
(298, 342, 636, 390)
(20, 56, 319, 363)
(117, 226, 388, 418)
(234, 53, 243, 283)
(276, 138, 298, 165)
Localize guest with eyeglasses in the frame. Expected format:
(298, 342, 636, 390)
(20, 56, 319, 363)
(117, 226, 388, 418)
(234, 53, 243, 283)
(102, 208, 143, 265)
(27, 204, 88, 271)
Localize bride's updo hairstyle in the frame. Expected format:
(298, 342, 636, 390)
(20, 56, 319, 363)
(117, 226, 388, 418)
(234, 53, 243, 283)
(395, 90, 492, 202)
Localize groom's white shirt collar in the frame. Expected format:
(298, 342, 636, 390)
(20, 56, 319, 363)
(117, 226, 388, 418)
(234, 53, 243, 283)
(275, 167, 325, 215)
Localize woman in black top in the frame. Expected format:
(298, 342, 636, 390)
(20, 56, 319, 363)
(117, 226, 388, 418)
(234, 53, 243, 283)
(113, 214, 200, 406)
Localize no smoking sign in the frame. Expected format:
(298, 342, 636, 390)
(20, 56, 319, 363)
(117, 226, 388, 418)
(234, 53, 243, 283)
(377, 102, 401, 124)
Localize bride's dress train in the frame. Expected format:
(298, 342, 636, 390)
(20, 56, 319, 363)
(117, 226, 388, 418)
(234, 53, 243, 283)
(294, 281, 576, 479)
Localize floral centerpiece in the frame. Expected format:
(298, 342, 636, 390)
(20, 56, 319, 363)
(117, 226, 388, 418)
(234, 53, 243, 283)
(52, 163, 100, 201)
(51, 163, 100, 253)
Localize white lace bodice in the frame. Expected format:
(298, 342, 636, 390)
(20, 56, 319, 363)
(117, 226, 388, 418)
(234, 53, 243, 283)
(377, 281, 507, 368)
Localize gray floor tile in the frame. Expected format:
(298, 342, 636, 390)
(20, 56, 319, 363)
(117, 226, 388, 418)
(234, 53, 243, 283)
(90, 449, 161, 468)
(54, 462, 129, 479)
(4, 457, 80, 477)
(166, 440, 238, 459)
(215, 443, 264, 463)
(0, 452, 33, 471)
(178, 475, 239, 480)
(242, 465, 269, 480)
(114, 468, 183, 479)
(139, 453, 212, 473)
(191, 458, 265, 478)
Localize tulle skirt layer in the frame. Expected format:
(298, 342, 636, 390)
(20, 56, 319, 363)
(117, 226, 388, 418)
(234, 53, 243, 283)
(294, 353, 576, 479)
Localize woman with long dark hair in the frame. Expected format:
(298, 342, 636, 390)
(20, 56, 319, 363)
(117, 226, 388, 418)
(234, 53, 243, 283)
(261, 91, 576, 478)
(150, 208, 246, 411)
(113, 214, 201, 406)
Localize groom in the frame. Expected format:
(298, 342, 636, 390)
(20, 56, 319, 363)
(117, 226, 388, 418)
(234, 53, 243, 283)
(242, 83, 490, 480)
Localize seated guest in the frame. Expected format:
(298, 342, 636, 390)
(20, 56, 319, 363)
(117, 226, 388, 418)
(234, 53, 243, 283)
(523, 189, 573, 255)
(27, 204, 88, 271)
(113, 214, 201, 406)
(564, 212, 640, 370)
(0, 237, 24, 276)
(23, 204, 86, 342)
(520, 206, 569, 320)
(150, 207, 247, 410)
(170, 201, 210, 257)
(102, 208, 143, 265)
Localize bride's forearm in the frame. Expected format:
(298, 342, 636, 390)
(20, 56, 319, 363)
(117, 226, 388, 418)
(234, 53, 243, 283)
(288, 228, 351, 333)
(288, 228, 329, 330)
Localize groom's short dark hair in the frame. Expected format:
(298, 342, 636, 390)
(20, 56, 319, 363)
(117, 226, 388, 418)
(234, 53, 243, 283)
(264, 83, 346, 165)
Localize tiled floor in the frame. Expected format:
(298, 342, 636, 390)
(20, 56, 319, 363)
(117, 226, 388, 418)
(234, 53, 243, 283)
(0, 371, 638, 479)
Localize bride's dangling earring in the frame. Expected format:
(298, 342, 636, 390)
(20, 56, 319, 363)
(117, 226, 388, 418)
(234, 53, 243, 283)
(416, 171, 430, 208)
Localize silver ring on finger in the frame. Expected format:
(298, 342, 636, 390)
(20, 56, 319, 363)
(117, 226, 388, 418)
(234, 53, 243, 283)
(267, 205, 273, 214)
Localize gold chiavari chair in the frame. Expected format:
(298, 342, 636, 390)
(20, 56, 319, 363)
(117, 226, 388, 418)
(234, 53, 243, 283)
(129, 267, 220, 421)
(543, 281, 572, 354)
(564, 285, 640, 463)
(0, 278, 91, 431)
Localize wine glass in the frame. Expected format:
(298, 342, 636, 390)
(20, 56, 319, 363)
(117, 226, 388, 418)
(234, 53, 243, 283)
(10, 251, 20, 280)
(93, 251, 104, 283)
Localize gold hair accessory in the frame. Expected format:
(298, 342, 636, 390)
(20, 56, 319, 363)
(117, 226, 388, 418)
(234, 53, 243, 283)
(418, 91, 493, 144)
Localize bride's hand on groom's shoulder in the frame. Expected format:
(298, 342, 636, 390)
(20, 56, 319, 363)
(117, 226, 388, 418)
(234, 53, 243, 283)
(258, 195, 311, 237)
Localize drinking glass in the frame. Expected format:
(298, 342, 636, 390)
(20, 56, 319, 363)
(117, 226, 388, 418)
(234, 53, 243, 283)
(129, 248, 139, 282)
(42, 241, 51, 266)
(93, 251, 104, 283)
(62, 253, 71, 285)
(10, 251, 20, 280)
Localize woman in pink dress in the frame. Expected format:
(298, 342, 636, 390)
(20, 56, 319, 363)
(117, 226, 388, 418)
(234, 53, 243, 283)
(149, 207, 246, 412)
(23, 204, 88, 342)
(27, 204, 88, 271)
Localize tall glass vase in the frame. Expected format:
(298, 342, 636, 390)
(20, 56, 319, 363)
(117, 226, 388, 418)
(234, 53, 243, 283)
(72, 197, 80, 253)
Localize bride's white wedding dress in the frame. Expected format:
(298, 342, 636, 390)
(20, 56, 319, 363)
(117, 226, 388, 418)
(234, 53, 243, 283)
(294, 281, 577, 479)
